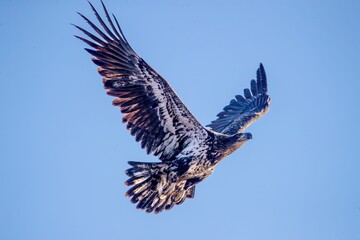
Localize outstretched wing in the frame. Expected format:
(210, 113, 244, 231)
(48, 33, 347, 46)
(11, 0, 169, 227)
(74, 1, 208, 162)
(207, 63, 270, 135)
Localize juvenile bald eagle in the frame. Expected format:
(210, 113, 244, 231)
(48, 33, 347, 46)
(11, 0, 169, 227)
(75, 1, 271, 214)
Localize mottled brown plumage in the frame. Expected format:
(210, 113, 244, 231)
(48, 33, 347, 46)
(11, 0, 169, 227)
(75, 1, 270, 214)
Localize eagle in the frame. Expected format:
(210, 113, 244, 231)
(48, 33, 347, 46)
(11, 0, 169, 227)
(74, 1, 271, 214)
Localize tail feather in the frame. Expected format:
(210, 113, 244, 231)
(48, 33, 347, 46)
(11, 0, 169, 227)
(154, 195, 171, 213)
(145, 197, 161, 213)
(125, 177, 151, 197)
(124, 161, 195, 214)
(137, 192, 157, 210)
(125, 175, 150, 186)
(130, 187, 149, 203)
(165, 201, 175, 211)
(186, 186, 196, 199)
(125, 161, 152, 177)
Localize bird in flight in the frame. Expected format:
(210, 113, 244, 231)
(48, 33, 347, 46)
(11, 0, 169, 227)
(74, 1, 271, 214)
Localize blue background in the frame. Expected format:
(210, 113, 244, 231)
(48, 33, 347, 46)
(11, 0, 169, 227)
(1, 0, 360, 239)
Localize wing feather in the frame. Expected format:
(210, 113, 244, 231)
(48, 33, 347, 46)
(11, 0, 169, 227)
(75, 2, 208, 161)
(207, 63, 270, 135)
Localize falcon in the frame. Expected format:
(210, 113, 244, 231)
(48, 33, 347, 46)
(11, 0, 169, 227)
(74, 1, 271, 214)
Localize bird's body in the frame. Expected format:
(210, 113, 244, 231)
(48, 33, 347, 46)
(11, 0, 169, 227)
(124, 131, 252, 212)
(75, 1, 271, 214)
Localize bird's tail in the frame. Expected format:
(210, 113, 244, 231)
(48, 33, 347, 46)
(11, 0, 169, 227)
(124, 161, 193, 214)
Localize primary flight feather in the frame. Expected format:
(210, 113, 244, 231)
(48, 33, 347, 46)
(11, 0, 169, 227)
(75, 1, 271, 214)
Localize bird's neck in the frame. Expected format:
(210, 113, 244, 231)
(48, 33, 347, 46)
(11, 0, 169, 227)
(211, 134, 245, 163)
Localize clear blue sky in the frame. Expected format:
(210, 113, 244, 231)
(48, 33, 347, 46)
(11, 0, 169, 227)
(1, 0, 360, 239)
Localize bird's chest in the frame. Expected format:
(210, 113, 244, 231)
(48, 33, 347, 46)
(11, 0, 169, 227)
(184, 159, 215, 179)
(175, 153, 215, 181)
(174, 140, 215, 179)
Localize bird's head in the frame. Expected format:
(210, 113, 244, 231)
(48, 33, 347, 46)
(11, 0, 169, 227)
(218, 132, 252, 156)
(212, 132, 253, 156)
(235, 132, 252, 142)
